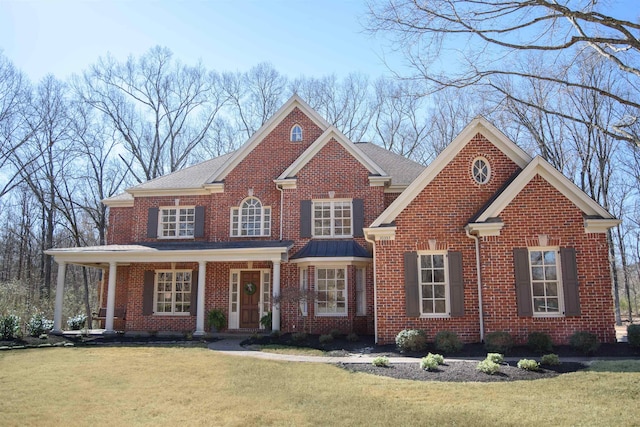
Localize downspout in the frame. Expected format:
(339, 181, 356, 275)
(364, 231, 378, 344)
(465, 226, 484, 342)
(276, 184, 284, 240)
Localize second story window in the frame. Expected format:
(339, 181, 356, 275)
(313, 200, 352, 237)
(231, 197, 271, 237)
(159, 207, 195, 238)
(291, 124, 303, 142)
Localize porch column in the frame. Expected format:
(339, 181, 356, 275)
(51, 261, 67, 335)
(194, 261, 207, 336)
(104, 261, 117, 334)
(272, 260, 281, 331)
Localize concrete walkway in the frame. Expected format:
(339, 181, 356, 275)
(206, 335, 602, 365)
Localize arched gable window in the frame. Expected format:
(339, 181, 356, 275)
(291, 124, 303, 142)
(231, 197, 271, 237)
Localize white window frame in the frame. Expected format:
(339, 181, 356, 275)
(158, 206, 196, 239)
(153, 269, 192, 315)
(291, 124, 303, 142)
(227, 269, 271, 329)
(230, 197, 271, 237)
(471, 157, 491, 185)
(355, 267, 366, 316)
(312, 199, 352, 238)
(418, 251, 450, 317)
(315, 266, 348, 317)
(528, 247, 564, 317)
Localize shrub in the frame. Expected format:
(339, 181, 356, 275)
(346, 332, 359, 342)
(627, 324, 640, 348)
(26, 311, 53, 337)
(569, 331, 600, 355)
(476, 358, 500, 375)
(395, 329, 428, 353)
(291, 332, 307, 342)
(0, 314, 20, 340)
(319, 334, 334, 344)
(527, 331, 553, 353)
(329, 329, 342, 339)
(434, 330, 463, 353)
(486, 353, 504, 364)
(372, 356, 389, 367)
(66, 314, 87, 330)
(484, 331, 514, 354)
(540, 354, 561, 366)
(420, 353, 445, 371)
(517, 359, 540, 371)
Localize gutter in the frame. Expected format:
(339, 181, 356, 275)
(465, 226, 485, 342)
(363, 230, 378, 344)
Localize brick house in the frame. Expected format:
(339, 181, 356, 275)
(47, 96, 619, 345)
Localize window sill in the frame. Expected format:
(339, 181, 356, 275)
(315, 313, 348, 317)
(533, 313, 564, 319)
(157, 236, 195, 240)
(420, 314, 450, 319)
(152, 313, 192, 316)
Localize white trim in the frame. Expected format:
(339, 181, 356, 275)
(417, 251, 451, 318)
(102, 196, 134, 208)
(157, 206, 196, 240)
(471, 156, 491, 184)
(475, 156, 615, 222)
(230, 197, 272, 237)
(528, 247, 565, 317)
(277, 126, 388, 181)
(273, 178, 297, 189)
(153, 269, 193, 315)
(228, 268, 271, 329)
(465, 222, 504, 237)
(312, 199, 353, 238)
(363, 226, 396, 241)
(584, 218, 621, 233)
(208, 95, 331, 183)
(370, 117, 532, 228)
(290, 124, 303, 142)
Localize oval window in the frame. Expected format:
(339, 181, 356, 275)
(472, 157, 490, 184)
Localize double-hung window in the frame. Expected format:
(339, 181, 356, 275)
(313, 200, 352, 237)
(529, 248, 563, 315)
(154, 270, 192, 314)
(315, 267, 347, 316)
(419, 252, 449, 315)
(231, 197, 271, 237)
(159, 207, 195, 238)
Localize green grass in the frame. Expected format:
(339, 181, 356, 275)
(589, 359, 640, 372)
(1, 348, 639, 426)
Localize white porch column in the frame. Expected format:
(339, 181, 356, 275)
(51, 261, 67, 335)
(272, 260, 281, 331)
(194, 261, 207, 336)
(104, 261, 117, 334)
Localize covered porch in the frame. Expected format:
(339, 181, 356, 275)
(45, 241, 293, 336)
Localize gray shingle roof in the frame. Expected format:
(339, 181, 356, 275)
(356, 143, 425, 187)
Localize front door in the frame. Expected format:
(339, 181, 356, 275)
(240, 271, 261, 328)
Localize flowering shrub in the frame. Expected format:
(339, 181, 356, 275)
(540, 354, 561, 366)
(372, 356, 390, 367)
(0, 314, 20, 339)
(517, 359, 540, 371)
(476, 358, 500, 375)
(420, 353, 444, 371)
(395, 329, 428, 353)
(27, 311, 53, 336)
(66, 314, 87, 331)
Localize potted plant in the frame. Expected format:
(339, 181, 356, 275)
(207, 309, 226, 333)
(260, 311, 272, 331)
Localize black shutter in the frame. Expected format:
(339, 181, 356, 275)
(194, 206, 205, 238)
(300, 200, 312, 238)
(190, 271, 199, 316)
(147, 208, 159, 238)
(448, 251, 464, 317)
(514, 248, 533, 316)
(404, 252, 420, 317)
(142, 270, 155, 315)
(352, 199, 364, 237)
(561, 248, 581, 316)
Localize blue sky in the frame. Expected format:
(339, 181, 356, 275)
(0, 0, 405, 82)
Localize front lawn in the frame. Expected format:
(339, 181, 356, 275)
(0, 347, 638, 426)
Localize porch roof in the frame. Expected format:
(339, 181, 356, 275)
(45, 240, 294, 267)
(290, 240, 372, 264)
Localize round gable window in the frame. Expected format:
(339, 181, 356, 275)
(472, 157, 490, 184)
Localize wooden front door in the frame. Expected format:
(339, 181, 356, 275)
(240, 271, 261, 328)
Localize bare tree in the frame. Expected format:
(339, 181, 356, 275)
(366, 0, 640, 145)
(77, 46, 226, 182)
